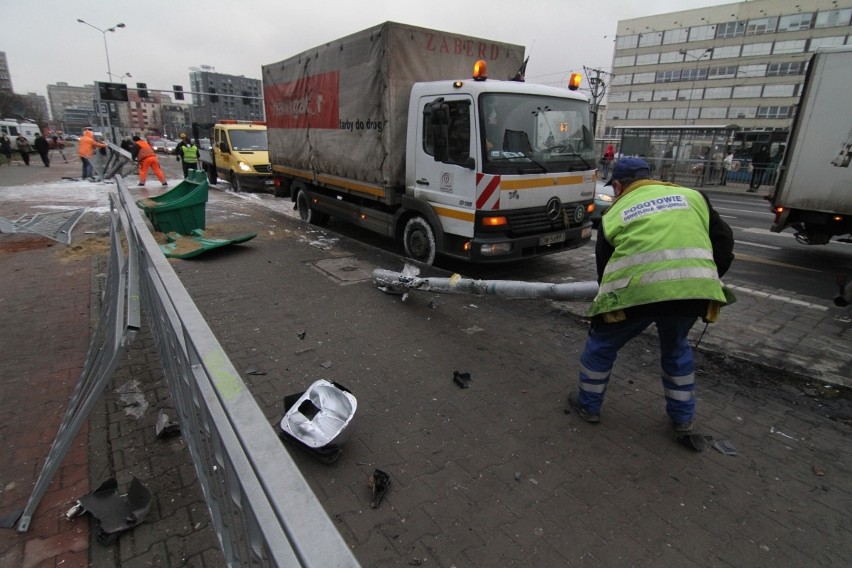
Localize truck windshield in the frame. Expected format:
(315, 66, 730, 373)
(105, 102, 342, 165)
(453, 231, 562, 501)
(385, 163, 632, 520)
(481, 93, 594, 174)
(228, 130, 268, 151)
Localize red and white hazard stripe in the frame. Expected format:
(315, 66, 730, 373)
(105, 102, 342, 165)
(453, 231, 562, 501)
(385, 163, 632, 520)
(476, 173, 501, 210)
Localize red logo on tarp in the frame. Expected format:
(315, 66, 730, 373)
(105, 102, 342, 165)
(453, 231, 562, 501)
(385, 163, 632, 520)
(265, 71, 339, 129)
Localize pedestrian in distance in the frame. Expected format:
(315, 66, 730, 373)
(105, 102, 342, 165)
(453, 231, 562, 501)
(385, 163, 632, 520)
(0, 135, 12, 164)
(131, 135, 168, 187)
(748, 144, 771, 192)
(720, 149, 733, 186)
(600, 144, 615, 179)
(51, 134, 68, 163)
(174, 133, 199, 178)
(15, 135, 32, 166)
(78, 128, 106, 180)
(33, 133, 50, 167)
(566, 157, 735, 436)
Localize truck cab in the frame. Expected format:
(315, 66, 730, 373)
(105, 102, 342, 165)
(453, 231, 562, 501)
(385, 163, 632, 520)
(404, 79, 596, 262)
(195, 120, 273, 192)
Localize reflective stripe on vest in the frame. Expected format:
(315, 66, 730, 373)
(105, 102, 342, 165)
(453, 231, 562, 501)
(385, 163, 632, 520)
(600, 266, 721, 295)
(589, 182, 726, 317)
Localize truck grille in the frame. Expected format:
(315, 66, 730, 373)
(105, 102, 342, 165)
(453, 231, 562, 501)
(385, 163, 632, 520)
(503, 202, 588, 236)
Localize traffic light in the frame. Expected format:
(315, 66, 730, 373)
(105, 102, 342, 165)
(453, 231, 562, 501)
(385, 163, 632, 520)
(241, 91, 251, 105)
(209, 88, 218, 103)
(173, 85, 184, 100)
(97, 81, 129, 102)
(136, 83, 149, 98)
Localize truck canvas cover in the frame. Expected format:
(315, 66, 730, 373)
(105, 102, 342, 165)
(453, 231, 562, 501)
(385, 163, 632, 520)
(262, 21, 524, 192)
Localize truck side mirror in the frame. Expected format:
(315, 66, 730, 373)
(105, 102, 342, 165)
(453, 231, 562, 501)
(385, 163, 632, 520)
(425, 100, 450, 163)
(219, 141, 230, 153)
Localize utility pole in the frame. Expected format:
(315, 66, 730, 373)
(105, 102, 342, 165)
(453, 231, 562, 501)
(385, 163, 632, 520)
(583, 66, 612, 138)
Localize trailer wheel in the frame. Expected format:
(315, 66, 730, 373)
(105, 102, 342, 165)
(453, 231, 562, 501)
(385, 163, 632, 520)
(296, 188, 329, 225)
(403, 216, 437, 265)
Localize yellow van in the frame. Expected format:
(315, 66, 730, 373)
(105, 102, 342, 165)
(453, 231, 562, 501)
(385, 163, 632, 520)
(198, 120, 272, 192)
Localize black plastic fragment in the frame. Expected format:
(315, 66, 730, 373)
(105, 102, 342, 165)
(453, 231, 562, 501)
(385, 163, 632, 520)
(155, 412, 181, 438)
(453, 371, 471, 389)
(369, 469, 391, 509)
(69, 477, 153, 544)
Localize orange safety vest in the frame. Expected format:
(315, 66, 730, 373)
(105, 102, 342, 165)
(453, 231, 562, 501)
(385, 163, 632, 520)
(135, 139, 156, 161)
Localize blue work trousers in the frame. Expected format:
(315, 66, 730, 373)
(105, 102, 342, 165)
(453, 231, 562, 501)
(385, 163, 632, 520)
(577, 315, 698, 423)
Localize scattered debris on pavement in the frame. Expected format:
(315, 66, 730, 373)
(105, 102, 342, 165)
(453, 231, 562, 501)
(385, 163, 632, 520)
(66, 477, 152, 544)
(278, 380, 357, 464)
(369, 469, 391, 509)
(155, 412, 181, 438)
(453, 371, 471, 389)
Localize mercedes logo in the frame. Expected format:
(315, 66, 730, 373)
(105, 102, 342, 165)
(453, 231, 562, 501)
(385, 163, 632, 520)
(545, 197, 562, 221)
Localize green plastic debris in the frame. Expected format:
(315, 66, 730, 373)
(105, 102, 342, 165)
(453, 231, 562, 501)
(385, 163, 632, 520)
(159, 229, 257, 259)
(136, 170, 209, 234)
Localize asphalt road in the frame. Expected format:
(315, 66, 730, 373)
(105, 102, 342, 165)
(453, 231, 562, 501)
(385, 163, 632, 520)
(708, 190, 852, 301)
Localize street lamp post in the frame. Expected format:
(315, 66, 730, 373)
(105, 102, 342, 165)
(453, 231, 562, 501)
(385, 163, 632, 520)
(108, 72, 132, 83)
(679, 48, 713, 125)
(77, 19, 126, 143)
(77, 19, 125, 81)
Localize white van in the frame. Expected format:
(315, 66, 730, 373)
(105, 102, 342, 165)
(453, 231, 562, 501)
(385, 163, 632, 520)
(0, 119, 41, 145)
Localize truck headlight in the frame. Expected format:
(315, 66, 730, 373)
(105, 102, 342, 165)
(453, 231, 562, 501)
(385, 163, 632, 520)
(238, 161, 252, 172)
(480, 243, 513, 256)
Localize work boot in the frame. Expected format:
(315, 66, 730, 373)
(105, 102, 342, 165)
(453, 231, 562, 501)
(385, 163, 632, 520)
(137, 182, 145, 186)
(161, 182, 168, 187)
(673, 420, 694, 434)
(566, 392, 600, 424)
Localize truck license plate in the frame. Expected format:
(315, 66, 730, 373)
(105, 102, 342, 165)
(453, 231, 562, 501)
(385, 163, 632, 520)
(264, 179, 274, 185)
(539, 232, 566, 246)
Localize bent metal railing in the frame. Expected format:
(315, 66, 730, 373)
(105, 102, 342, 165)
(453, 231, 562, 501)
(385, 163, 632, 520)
(115, 177, 359, 567)
(10, 170, 356, 566)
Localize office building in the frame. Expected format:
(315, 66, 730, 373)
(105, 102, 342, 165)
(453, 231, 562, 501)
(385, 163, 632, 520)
(606, 0, 852, 141)
(0, 51, 12, 93)
(47, 82, 97, 134)
(189, 66, 264, 124)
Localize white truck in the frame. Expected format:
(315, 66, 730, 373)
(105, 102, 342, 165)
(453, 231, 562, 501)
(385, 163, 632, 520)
(0, 119, 40, 145)
(262, 22, 596, 264)
(770, 46, 852, 245)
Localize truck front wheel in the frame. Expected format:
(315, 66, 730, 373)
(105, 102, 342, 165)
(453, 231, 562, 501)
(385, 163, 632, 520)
(231, 173, 243, 193)
(403, 216, 437, 265)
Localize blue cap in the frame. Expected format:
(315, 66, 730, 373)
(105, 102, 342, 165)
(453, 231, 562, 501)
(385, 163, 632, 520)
(605, 157, 651, 186)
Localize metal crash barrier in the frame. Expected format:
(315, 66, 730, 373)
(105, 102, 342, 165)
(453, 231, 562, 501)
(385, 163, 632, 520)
(116, 177, 358, 566)
(13, 176, 358, 567)
(15, 191, 141, 532)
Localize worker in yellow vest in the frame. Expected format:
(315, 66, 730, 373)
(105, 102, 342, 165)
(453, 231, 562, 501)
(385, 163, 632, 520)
(175, 133, 199, 178)
(566, 157, 735, 437)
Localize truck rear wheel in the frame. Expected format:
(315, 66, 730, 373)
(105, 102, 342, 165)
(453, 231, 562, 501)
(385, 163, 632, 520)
(296, 188, 329, 226)
(403, 216, 437, 265)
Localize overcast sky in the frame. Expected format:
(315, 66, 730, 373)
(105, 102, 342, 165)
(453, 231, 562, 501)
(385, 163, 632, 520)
(4, 0, 728, 100)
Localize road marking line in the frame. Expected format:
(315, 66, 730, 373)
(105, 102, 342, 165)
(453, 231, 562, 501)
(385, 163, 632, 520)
(734, 240, 780, 250)
(733, 251, 820, 271)
(727, 284, 828, 311)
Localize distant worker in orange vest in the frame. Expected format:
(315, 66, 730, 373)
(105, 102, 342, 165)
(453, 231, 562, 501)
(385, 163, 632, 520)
(131, 135, 168, 187)
(78, 128, 106, 180)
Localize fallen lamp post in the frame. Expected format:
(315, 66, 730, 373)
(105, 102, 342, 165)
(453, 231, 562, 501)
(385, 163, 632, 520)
(372, 265, 599, 302)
